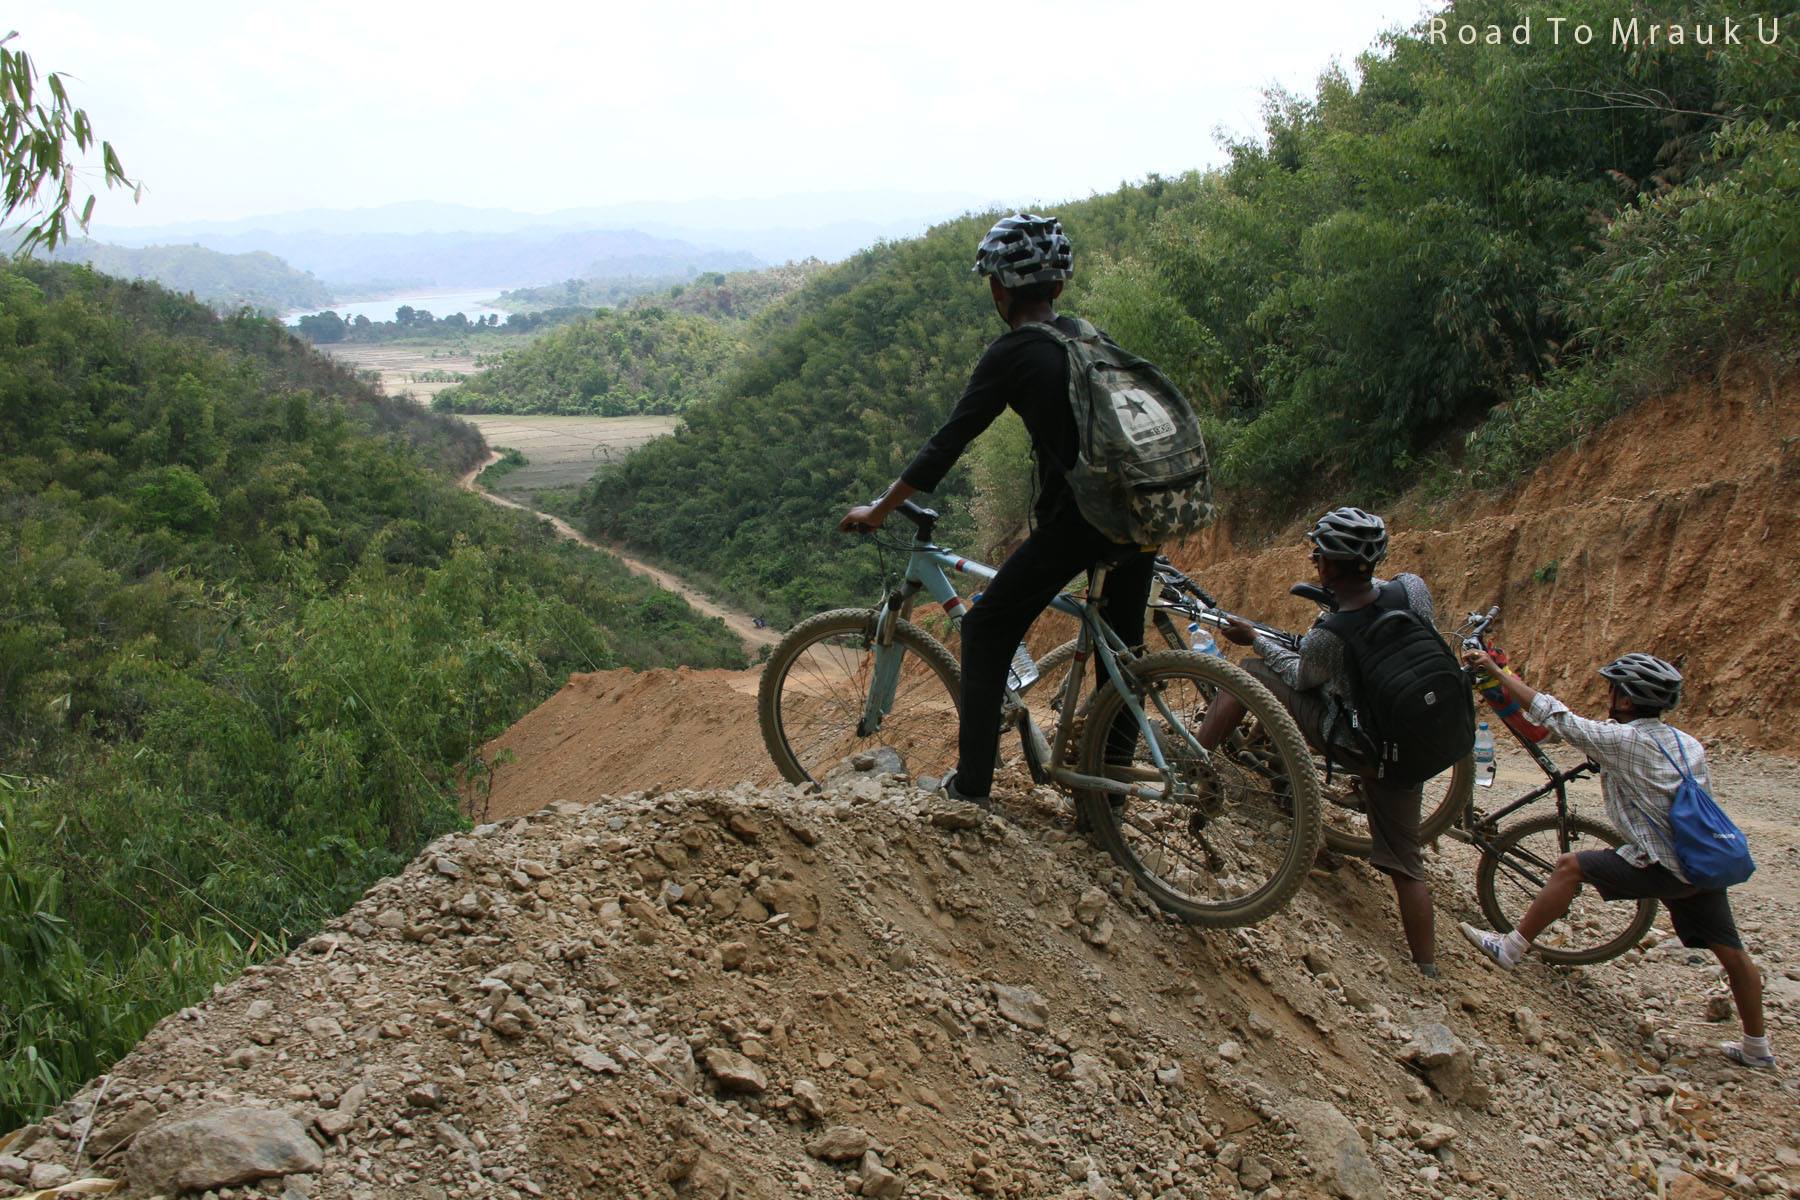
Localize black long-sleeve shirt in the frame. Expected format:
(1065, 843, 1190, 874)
(899, 316, 1079, 526)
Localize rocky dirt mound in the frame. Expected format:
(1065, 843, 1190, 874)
(7, 763, 1795, 1199)
(1170, 370, 1798, 752)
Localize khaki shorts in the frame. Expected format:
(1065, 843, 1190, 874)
(1242, 657, 1426, 881)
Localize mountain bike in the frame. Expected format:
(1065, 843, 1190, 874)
(1437, 606, 1656, 965)
(1026, 558, 1474, 858)
(757, 500, 1323, 928)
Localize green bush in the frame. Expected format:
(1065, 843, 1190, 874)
(0, 261, 746, 1127)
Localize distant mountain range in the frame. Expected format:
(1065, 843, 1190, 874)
(69, 227, 757, 294)
(41, 191, 1000, 307)
(87, 190, 996, 287)
(43, 241, 335, 312)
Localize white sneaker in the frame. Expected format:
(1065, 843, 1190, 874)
(1721, 1041, 1777, 1070)
(926, 770, 991, 810)
(1459, 921, 1517, 970)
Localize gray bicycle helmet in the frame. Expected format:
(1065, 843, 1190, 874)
(1599, 653, 1683, 710)
(972, 213, 1073, 288)
(1306, 506, 1389, 566)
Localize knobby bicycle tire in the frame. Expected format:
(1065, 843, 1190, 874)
(1075, 650, 1323, 927)
(1038, 640, 1472, 861)
(758, 608, 962, 786)
(1475, 812, 1658, 965)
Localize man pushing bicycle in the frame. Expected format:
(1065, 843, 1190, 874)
(1458, 651, 1774, 1069)
(1196, 508, 1467, 978)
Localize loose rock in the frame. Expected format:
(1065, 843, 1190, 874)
(125, 1106, 322, 1194)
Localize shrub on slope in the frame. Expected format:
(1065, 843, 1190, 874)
(0, 261, 744, 1126)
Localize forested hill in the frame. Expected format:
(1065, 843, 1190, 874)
(627, 259, 830, 322)
(581, 0, 1798, 623)
(432, 261, 832, 416)
(44, 238, 335, 312)
(0, 261, 744, 1127)
(429, 306, 744, 416)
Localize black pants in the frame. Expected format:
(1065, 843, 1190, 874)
(955, 504, 1155, 797)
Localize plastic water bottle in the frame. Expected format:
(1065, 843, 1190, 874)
(1473, 722, 1496, 788)
(1008, 642, 1039, 690)
(1186, 621, 1219, 656)
(967, 592, 1039, 688)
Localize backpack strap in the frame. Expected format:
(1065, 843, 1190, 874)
(1020, 317, 1100, 463)
(1649, 730, 1695, 781)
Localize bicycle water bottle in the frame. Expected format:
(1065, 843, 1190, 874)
(1008, 642, 1039, 690)
(970, 590, 1038, 688)
(1473, 722, 1496, 788)
(1186, 621, 1219, 655)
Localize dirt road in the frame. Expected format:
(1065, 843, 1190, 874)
(458, 451, 779, 651)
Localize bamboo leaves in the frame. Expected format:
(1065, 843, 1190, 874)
(1, 32, 139, 256)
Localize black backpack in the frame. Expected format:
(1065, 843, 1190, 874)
(1322, 580, 1475, 785)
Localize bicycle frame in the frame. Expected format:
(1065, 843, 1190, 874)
(866, 518, 1206, 802)
(1443, 612, 1604, 886)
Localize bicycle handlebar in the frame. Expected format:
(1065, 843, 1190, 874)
(842, 497, 940, 538)
(1458, 605, 1501, 646)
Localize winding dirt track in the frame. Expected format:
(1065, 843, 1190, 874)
(457, 450, 779, 651)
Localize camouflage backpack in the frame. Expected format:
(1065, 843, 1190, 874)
(1026, 318, 1216, 547)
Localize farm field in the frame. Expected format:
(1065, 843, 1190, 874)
(459, 414, 681, 499)
(319, 342, 678, 500)
(319, 341, 489, 404)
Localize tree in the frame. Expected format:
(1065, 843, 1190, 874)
(1, 32, 138, 254)
(297, 311, 346, 343)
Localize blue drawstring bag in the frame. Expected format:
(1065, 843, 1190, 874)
(1653, 734, 1755, 889)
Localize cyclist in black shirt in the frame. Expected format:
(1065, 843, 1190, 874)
(839, 214, 1156, 806)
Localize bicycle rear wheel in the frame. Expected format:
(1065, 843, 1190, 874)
(1076, 650, 1322, 927)
(758, 608, 961, 785)
(1318, 755, 1472, 857)
(1475, 813, 1657, 965)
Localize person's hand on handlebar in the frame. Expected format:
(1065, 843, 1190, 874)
(1462, 646, 1499, 675)
(838, 503, 886, 534)
(1221, 615, 1257, 647)
(837, 479, 918, 534)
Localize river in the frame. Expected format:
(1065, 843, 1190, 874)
(283, 288, 528, 326)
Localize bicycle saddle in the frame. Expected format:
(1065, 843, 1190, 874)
(1289, 581, 1337, 611)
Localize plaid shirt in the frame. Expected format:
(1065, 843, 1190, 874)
(1526, 692, 1708, 882)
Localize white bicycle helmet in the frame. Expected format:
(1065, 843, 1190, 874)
(972, 213, 1073, 288)
(1599, 653, 1683, 709)
(1306, 507, 1389, 567)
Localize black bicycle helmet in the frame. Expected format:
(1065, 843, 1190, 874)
(1306, 507, 1389, 567)
(972, 213, 1073, 288)
(1599, 653, 1683, 710)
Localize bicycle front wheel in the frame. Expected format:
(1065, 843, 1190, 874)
(758, 608, 962, 786)
(1076, 650, 1323, 927)
(1318, 754, 1473, 857)
(1475, 813, 1657, 965)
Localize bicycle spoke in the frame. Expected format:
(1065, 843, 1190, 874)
(1098, 673, 1309, 912)
(1478, 814, 1654, 963)
(762, 613, 960, 785)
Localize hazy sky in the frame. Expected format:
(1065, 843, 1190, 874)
(28, 0, 1433, 228)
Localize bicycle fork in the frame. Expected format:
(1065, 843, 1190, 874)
(858, 588, 915, 737)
